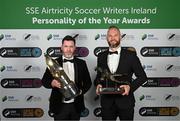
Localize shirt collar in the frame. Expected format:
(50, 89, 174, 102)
(62, 55, 74, 60)
(109, 46, 121, 54)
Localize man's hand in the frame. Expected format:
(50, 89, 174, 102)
(51, 79, 61, 88)
(120, 85, 130, 96)
(96, 84, 102, 95)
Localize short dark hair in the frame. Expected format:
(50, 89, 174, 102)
(108, 25, 120, 33)
(62, 35, 76, 45)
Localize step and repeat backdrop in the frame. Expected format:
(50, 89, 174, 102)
(0, 0, 180, 121)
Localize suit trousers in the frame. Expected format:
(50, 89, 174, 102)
(101, 102, 134, 121)
(54, 103, 80, 121)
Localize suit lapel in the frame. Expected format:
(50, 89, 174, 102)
(73, 58, 78, 84)
(103, 51, 111, 72)
(116, 48, 125, 73)
(56, 56, 63, 67)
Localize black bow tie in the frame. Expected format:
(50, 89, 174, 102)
(109, 51, 118, 55)
(63, 59, 74, 63)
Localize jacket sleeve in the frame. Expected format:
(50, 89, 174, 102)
(94, 54, 103, 86)
(130, 55, 147, 92)
(41, 68, 54, 89)
(81, 61, 92, 94)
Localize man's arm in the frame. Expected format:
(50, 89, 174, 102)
(94, 54, 103, 86)
(130, 55, 147, 92)
(41, 68, 54, 88)
(81, 61, 92, 94)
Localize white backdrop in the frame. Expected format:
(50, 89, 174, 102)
(0, 29, 180, 121)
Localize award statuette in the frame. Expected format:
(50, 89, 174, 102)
(44, 53, 80, 100)
(95, 67, 130, 94)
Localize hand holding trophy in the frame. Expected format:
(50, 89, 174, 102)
(44, 53, 80, 100)
(95, 67, 130, 94)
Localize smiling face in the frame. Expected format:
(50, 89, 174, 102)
(61, 40, 76, 58)
(107, 27, 121, 48)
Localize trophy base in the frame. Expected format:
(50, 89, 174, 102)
(99, 87, 125, 94)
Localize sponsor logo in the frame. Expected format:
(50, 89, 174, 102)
(47, 34, 53, 40)
(48, 110, 54, 117)
(25, 95, 41, 102)
(95, 33, 128, 41)
(165, 64, 180, 72)
(47, 47, 89, 57)
(167, 33, 180, 41)
(94, 47, 133, 56)
(94, 47, 108, 56)
(139, 95, 145, 101)
(23, 33, 40, 41)
(164, 94, 180, 101)
(72, 33, 87, 41)
(139, 107, 179, 116)
(1, 78, 42, 88)
(0, 47, 42, 58)
(139, 95, 156, 101)
(0, 64, 6, 72)
(143, 65, 157, 72)
(121, 33, 135, 40)
(94, 107, 102, 117)
(95, 34, 100, 40)
(2, 108, 44, 118)
(80, 107, 89, 117)
(0, 34, 16, 41)
(142, 77, 180, 87)
(141, 34, 158, 40)
(24, 65, 40, 72)
(1, 65, 18, 72)
(2, 96, 19, 102)
(95, 34, 106, 40)
(142, 34, 147, 40)
(47, 34, 63, 41)
(0, 34, 4, 40)
(2, 96, 8, 102)
(141, 47, 180, 57)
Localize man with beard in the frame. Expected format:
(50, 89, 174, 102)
(94, 25, 147, 121)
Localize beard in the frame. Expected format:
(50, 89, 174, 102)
(108, 40, 120, 48)
(64, 53, 73, 58)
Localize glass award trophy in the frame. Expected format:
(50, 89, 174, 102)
(44, 53, 80, 100)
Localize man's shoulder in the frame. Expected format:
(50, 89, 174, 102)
(122, 47, 137, 55)
(55, 57, 62, 62)
(74, 57, 86, 63)
(97, 50, 108, 57)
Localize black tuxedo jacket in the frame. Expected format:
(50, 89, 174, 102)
(42, 56, 92, 114)
(94, 48, 147, 109)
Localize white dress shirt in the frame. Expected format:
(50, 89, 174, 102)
(62, 56, 75, 103)
(107, 47, 121, 74)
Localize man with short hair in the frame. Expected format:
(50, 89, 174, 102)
(42, 35, 92, 121)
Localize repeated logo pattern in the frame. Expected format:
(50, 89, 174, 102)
(1, 30, 179, 120)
